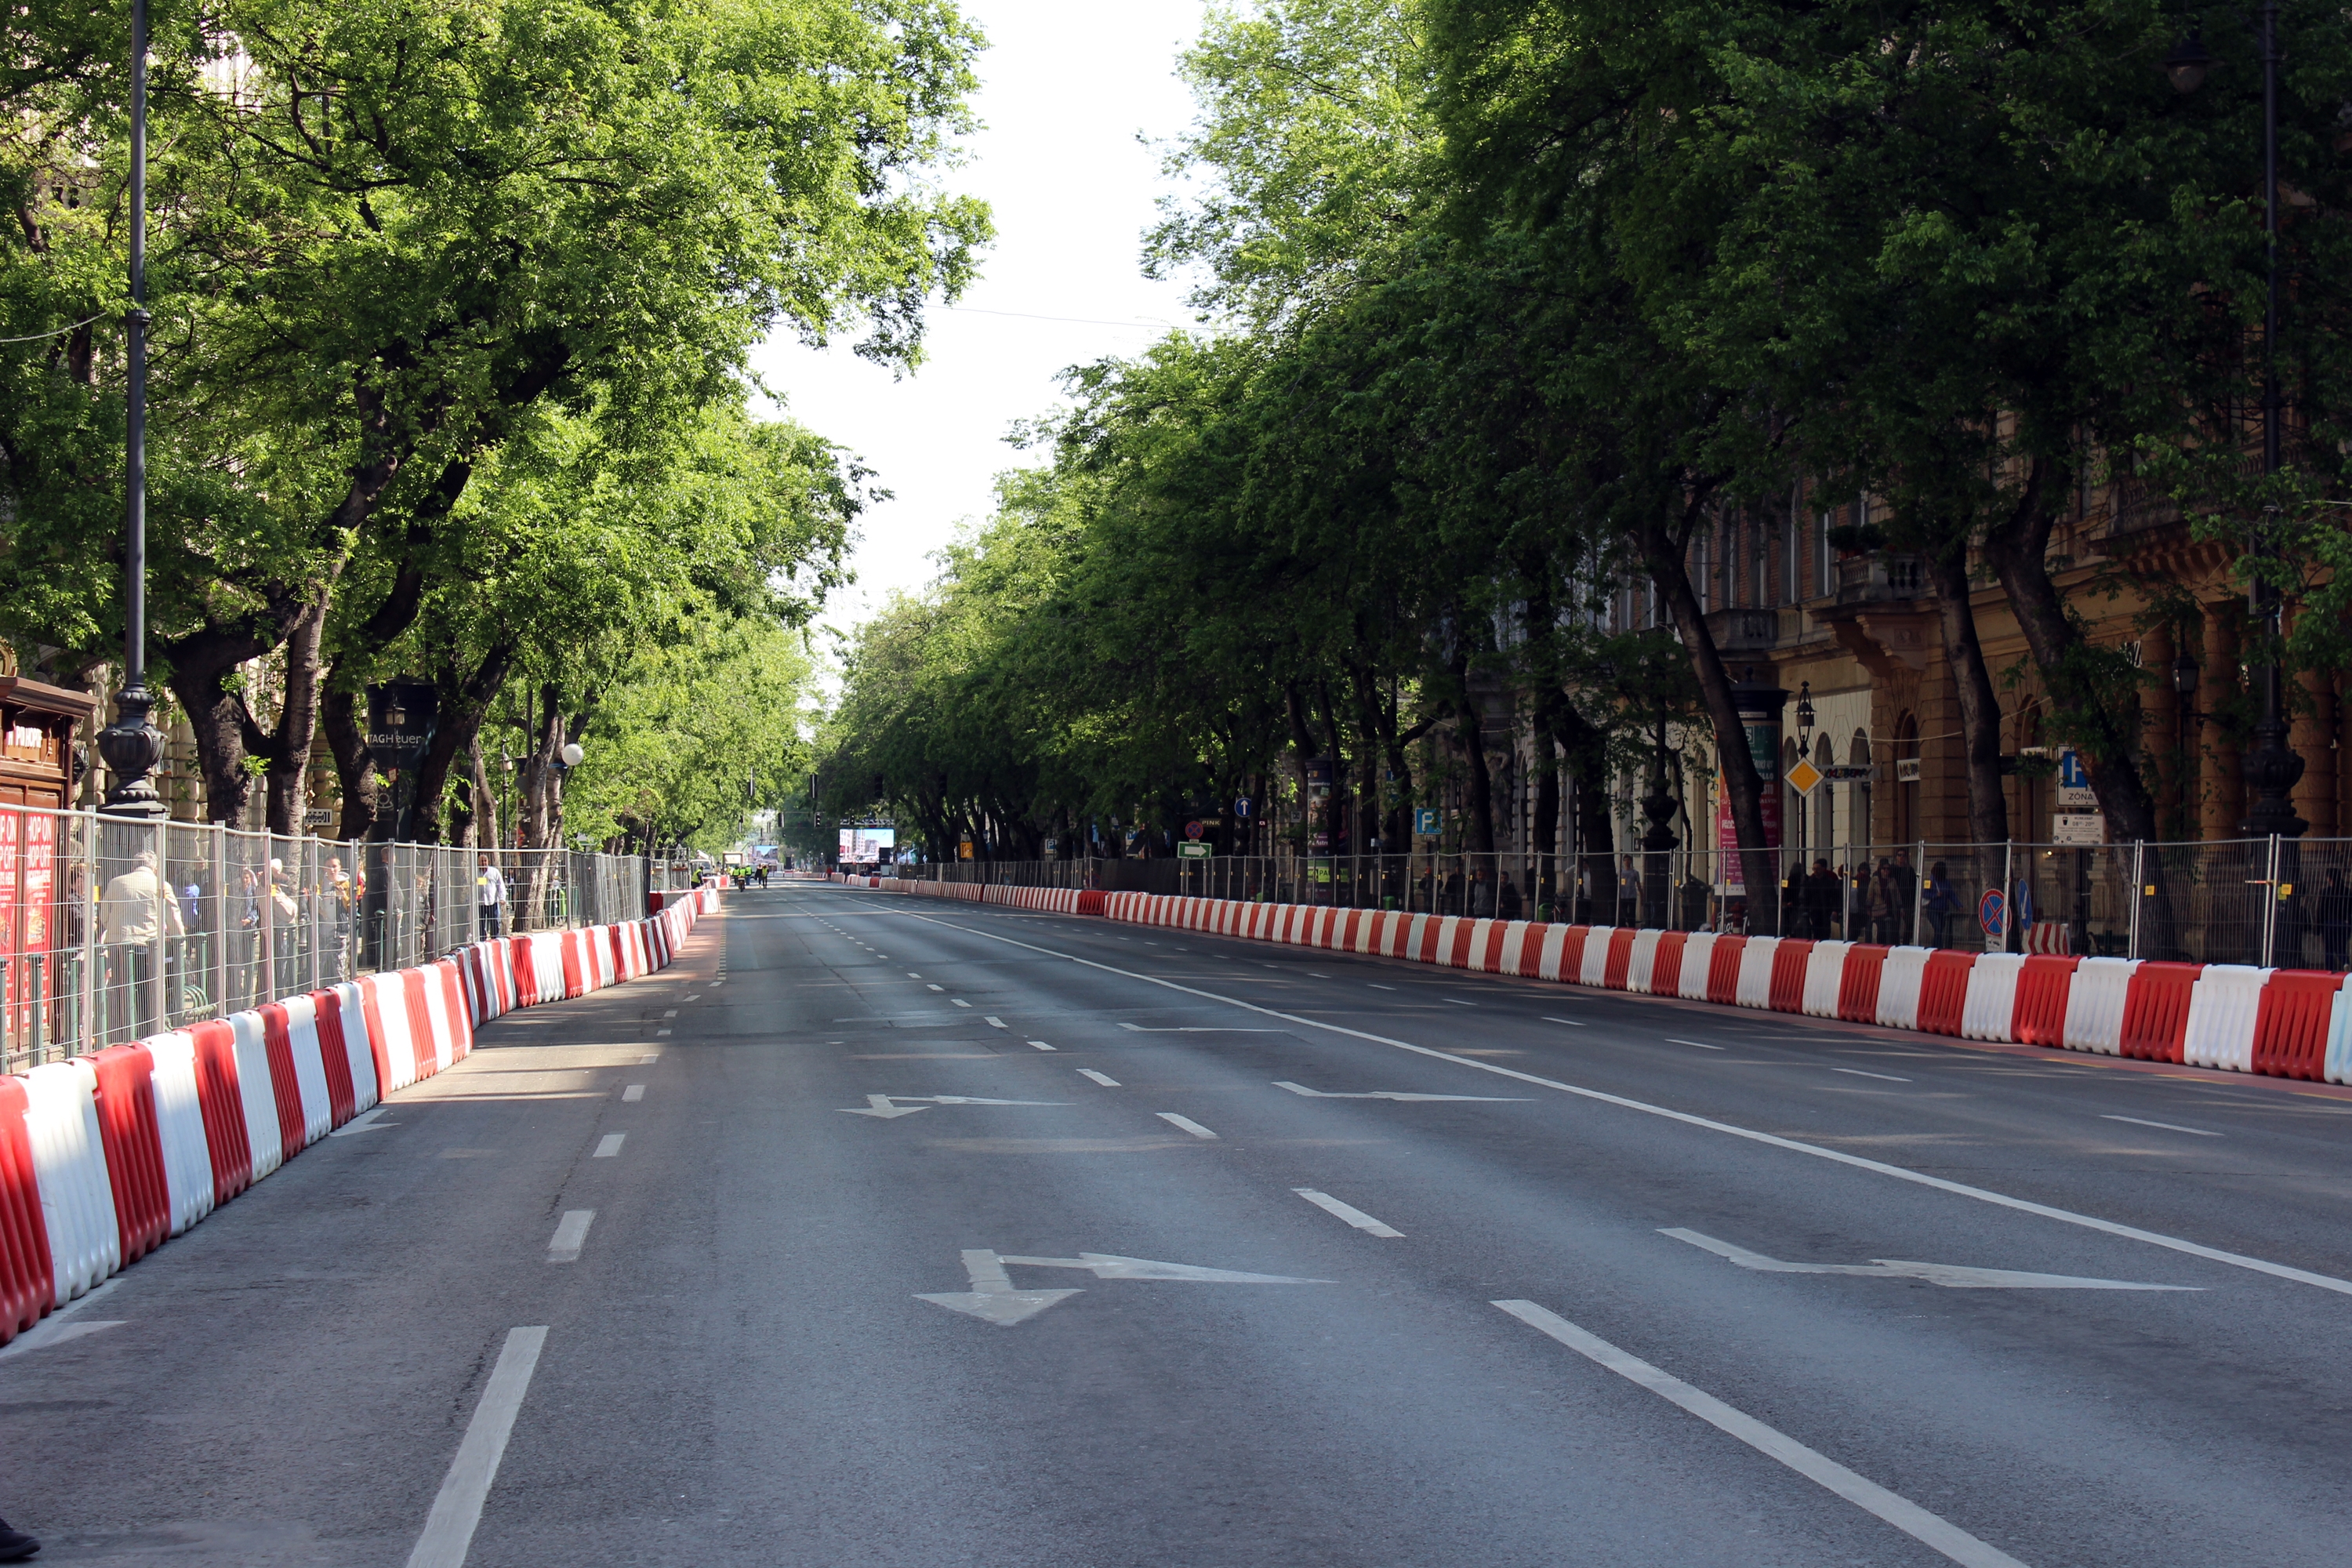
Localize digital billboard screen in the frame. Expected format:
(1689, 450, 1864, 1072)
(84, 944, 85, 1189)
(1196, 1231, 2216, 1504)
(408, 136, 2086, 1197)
(838, 825, 895, 862)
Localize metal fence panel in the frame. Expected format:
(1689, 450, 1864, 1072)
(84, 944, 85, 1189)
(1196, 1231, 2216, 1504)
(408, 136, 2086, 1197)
(2, 802, 656, 1073)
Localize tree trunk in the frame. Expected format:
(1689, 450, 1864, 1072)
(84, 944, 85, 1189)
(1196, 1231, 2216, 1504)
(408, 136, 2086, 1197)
(468, 735, 499, 850)
(408, 646, 515, 844)
(323, 687, 379, 840)
(163, 620, 282, 826)
(1454, 699, 1496, 857)
(519, 688, 563, 851)
(1980, 458, 2161, 844)
(1922, 542, 2009, 846)
(252, 582, 336, 837)
(1642, 514, 1777, 931)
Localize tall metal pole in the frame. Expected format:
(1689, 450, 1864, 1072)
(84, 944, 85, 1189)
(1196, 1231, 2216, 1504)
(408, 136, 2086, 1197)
(96, 0, 169, 820)
(2241, 0, 2307, 839)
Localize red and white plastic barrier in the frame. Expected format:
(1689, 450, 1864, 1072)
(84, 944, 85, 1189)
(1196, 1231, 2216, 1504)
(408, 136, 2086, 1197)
(0, 885, 714, 1345)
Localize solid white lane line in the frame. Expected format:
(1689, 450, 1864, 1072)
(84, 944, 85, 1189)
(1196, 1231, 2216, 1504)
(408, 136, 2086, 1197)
(985, 1015, 1007, 1028)
(405, 1326, 550, 1568)
(896, 907, 2352, 1299)
(1368, 983, 1396, 990)
(1157, 1112, 1219, 1139)
(1078, 1069, 1120, 1087)
(1028, 1040, 1057, 1051)
(2101, 1113, 2222, 1137)
(1294, 1188, 1404, 1237)
(1495, 1301, 2028, 1568)
(622, 1084, 645, 1102)
(1832, 1068, 1912, 1083)
(1445, 998, 1477, 1007)
(1541, 1017, 1588, 1028)
(1667, 1038, 1725, 1051)
(547, 1210, 594, 1262)
(593, 1134, 625, 1158)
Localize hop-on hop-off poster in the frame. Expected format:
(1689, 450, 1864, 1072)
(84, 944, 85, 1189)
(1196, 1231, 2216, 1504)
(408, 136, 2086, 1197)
(1713, 751, 1782, 893)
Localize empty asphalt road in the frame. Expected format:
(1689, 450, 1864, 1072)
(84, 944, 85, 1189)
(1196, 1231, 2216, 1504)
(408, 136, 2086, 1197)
(11, 881, 2352, 1566)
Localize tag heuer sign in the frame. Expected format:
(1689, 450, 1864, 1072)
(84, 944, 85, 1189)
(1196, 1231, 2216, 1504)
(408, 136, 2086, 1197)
(365, 681, 438, 764)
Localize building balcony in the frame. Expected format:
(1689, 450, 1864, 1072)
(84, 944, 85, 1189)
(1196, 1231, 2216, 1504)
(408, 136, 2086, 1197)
(1703, 607, 1782, 652)
(1834, 551, 1924, 604)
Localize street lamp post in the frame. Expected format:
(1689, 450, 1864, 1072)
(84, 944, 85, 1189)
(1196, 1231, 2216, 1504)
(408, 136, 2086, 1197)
(1794, 681, 1816, 935)
(95, 0, 167, 820)
(2168, 4, 2306, 838)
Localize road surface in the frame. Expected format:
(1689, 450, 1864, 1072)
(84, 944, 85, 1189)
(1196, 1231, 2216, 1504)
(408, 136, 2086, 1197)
(10, 882, 2352, 1566)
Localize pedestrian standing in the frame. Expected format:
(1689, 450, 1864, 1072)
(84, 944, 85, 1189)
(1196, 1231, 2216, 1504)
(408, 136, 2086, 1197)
(1890, 849, 1918, 943)
(100, 848, 184, 1036)
(477, 853, 507, 938)
(1924, 860, 1959, 949)
(1867, 858, 1897, 945)
(1805, 859, 1839, 939)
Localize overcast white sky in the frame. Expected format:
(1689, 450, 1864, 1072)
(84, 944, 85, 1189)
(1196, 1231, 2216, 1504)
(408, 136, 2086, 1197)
(748, 1, 1210, 673)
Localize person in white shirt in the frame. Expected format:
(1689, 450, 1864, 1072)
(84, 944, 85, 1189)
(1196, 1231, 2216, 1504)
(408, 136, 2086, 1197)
(477, 854, 508, 937)
(99, 849, 183, 1033)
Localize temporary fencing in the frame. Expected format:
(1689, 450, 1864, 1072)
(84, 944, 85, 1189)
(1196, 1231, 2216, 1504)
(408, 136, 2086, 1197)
(0, 881, 720, 1344)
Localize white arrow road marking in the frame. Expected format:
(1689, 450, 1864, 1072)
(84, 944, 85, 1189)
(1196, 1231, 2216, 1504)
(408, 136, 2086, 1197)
(916, 1249, 1083, 1327)
(839, 1094, 1071, 1119)
(1274, 1080, 1530, 1103)
(329, 1106, 397, 1136)
(918, 1249, 1329, 1326)
(1495, 1302, 2031, 1568)
(1663, 1229, 2201, 1290)
(1117, 1022, 1283, 1033)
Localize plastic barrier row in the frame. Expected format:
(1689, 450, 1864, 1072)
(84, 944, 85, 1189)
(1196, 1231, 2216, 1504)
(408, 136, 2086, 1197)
(824, 874, 1084, 914)
(0, 883, 720, 1344)
(828, 878, 2352, 1091)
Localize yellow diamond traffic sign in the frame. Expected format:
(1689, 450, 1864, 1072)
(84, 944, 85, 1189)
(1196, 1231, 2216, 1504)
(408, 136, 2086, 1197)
(1786, 758, 1823, 795)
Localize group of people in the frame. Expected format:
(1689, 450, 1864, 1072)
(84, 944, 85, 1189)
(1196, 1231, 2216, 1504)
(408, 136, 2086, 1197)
(1780, 851, 1962, 946)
